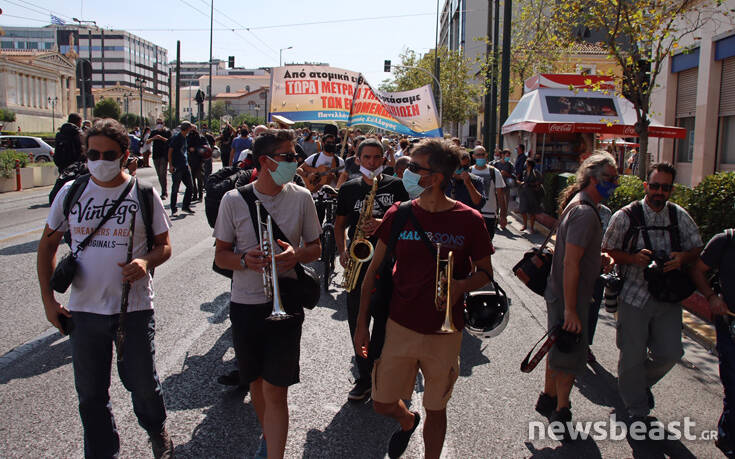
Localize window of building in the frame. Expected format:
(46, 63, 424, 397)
(676, 117, 695, 163)
(1, 42, 13, 49)
(27, 41, 38, 49)
(226, 85, 230, 93)
(718, 116, 735, 164)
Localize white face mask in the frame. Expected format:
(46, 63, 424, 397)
(155, 123, 163, 130)
(360, 165, 383, 179)
(88, 159, 122, 182)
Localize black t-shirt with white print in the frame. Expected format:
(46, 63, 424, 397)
(336, 174, 409, 240)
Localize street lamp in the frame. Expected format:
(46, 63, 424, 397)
(279, 46, 293, 66)
(48, 96, 58, 132)
(135, 77, 145, 129)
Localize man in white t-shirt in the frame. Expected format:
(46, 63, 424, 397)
(471, 145, 506, 241)
(214, 129, 321, 459)
(37, 118, 173, 458)
(298, 133, 345, 193)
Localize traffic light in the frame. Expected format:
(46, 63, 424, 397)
(384, 60, 391, 72)
(228, 56, 235, 68)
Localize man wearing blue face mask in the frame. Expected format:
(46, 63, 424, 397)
(355, 139, 493, 458)
(470, 146, 506, 241)
(446, 151, 486, 211)
(38, 118, 174, 458)
(214, 128, 322, 459)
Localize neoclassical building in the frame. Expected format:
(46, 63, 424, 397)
(0, 49, 77, 132)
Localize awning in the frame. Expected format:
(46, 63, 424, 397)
(502, 87, 686, 139)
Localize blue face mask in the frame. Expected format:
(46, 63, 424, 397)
(267, 157, 298, 186)
(475, 158, 487, 167)
(402, 169, 427, 198)
(504, 157, 511, 162)
(596, 180, 618, 199)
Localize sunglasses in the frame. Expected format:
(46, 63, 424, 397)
(407, 162, 434, 173)
(87, 149, 122, 161)
(648, 183, 673, 192)
(269, 153, 297, 162)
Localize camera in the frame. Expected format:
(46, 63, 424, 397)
(645, 250, 670, 276)
(600, 271, 624, 313)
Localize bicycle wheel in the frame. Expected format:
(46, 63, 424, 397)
(321, 227, 335, 291)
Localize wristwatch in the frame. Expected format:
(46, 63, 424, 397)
(240, 253, 247, 270)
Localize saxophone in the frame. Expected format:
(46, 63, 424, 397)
(343, 176, 379, 292)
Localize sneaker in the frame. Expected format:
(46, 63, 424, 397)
(647, 387, 655, 410)
(535, 392, 557, 418)
(348, 378, 372, 401)
(388, 411, 420, 458)
(549, 407, 573, 442)
(149, 427, 174, 459)
(254, 435, 267, 459)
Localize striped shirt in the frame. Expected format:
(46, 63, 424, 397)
(601, 199, 702, 307)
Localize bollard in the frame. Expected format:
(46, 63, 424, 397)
(15, 159, 21, 191)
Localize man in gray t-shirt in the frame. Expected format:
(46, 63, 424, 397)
(213, 129, 321, 459)
(536, 153, 617, 441)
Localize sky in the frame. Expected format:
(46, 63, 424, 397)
(1, 0, 441, 86)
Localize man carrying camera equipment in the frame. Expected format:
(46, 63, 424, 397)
(535, 152, 617, 441)
(214, 129, 321, 459)
(335, 138, 408, 402)
(602, 162, 703, 429)
(37, 118, 173, 458)
(355, 139, 493, 459)
(691, 228, 735, 457)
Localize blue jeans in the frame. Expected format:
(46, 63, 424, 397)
(170, 165, 194, 211)
(70, 310, 166, 458)
(716, 317, 735, 456)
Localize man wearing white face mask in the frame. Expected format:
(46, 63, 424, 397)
(214, 129, 321, 459)
(334, 138, 409, 402)
(37, 118, 173, 458)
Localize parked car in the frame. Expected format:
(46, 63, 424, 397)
(0, 136, 54, 162)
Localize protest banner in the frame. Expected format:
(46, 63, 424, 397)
(269, 65, 442, 137)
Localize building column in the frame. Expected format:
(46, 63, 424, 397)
(691, 40, 721, 186)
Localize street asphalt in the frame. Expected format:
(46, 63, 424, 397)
(0, 165, 726, 458)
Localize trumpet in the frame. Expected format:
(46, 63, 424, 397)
(343, 176, 378, 292)
(435, 243, 458, 334)
(255, 200, 291, 321)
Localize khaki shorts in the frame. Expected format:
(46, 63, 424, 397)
(372, 319, 462, 411)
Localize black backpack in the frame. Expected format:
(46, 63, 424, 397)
(62, 174, 156, 255)
(204, 166, 254, 228)
(53, 127, 78, 170)
(621, 200, 695, 303)
(49, 161, 88, 205)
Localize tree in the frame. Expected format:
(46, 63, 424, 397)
(552, 0, 729, 179)
(211, 101, 229, 119)
(120, 113, 142, 129)
(0, 108, 16, 122)
(93, 98, 121, 120)
(381, 46, 481, 130)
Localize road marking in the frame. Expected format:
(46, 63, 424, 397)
(0, 225, 45, 244)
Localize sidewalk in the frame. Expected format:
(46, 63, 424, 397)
(510, 208, 718, 353)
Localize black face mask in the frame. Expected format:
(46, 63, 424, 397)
(323, 144, 336, 153)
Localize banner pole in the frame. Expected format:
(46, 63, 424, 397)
(341, 74, 362, 158)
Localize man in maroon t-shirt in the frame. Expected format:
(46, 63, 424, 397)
(354, 139, 493, 459)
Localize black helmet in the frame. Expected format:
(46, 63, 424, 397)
(464, 281, 510, 338)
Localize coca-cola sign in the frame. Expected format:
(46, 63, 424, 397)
(623, 126, 637, 135)
(548, 123, 574, 133)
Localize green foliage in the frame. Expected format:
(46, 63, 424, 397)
(606, 175, 645, 213)
(686, 172, 735, 243)
(0, 150, 29, 178)
(0, 108, 16, 122)
(382, 46, 480, 127)
(120, 113, 142, 129)
(233, 113, 264, 128)
(93, 98, 121, 120)
(669, 183, 692, 210)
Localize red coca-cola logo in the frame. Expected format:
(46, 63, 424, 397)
(623, 126, 637, 135)
(548, 123, 574, 133)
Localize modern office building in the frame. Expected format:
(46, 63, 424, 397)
(175, 59, 227, 87)
(0, 26, 169, 107)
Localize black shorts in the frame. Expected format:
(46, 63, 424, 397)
(229, 301, 304, 387)
(483, 217, 497, 241)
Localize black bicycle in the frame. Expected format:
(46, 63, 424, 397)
(314, 186, 339, 291)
